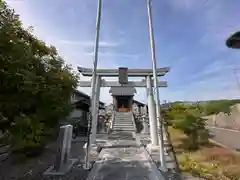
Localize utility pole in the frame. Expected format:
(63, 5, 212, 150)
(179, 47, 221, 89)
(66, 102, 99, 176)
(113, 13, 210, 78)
(146, 0, 167, 171)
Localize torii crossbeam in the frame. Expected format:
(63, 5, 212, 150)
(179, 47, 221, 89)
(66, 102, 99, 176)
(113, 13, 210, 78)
(79, 79, 168, 87)
(78, 66, 169, 77)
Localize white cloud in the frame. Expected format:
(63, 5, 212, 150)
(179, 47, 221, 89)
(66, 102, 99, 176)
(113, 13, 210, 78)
(167, 58, 239, 102)
(162, 0, 240, 102)
(83, 52, 141, 60)
(6, 0, 240, 105)
(5, 0, 148, 104)
(169, 0, 207, 10)
(58, 40, 121, 48)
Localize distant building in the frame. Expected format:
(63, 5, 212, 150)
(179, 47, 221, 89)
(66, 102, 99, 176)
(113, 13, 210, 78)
(70, 89, 105, 119)
(63, 90, 105, 136)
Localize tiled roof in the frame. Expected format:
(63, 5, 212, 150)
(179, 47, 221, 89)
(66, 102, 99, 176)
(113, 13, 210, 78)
(109, 87, 136, 96)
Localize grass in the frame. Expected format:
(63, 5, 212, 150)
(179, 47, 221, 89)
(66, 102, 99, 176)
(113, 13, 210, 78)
(168, 126, 240, 180)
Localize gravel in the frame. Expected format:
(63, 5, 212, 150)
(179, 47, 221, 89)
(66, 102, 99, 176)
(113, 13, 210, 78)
(0, 139, 89, 180)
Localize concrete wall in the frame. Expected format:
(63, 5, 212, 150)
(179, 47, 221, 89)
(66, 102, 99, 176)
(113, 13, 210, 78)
(69, 109, 83, 119)
(206, 104, 240, 130)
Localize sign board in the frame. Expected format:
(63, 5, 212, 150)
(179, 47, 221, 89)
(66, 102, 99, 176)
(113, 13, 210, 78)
(118, 67, 128, 84)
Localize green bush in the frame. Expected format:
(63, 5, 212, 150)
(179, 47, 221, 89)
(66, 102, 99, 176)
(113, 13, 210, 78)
(0, 1, 78, 156)
(10, 115, 47, 156)
(163, 104, 210, 150)
(180, 153, 220, 179)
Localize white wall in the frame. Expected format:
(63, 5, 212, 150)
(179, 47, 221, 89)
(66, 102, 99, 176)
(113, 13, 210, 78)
(69, 109, 83, 119)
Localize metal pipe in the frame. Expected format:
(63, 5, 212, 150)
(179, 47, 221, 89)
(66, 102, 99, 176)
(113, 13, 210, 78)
(146, 0, 167, 171)
(84, 0, 102, 170)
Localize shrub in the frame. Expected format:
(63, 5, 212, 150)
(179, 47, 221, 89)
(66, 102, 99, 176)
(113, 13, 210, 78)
(173, 114, 210, 150)
(180, 153, 220, 179)
(10, 115, 47, 156)
(0, 1, 78, 156)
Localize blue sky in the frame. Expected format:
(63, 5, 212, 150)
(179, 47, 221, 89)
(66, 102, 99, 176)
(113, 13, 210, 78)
(6, 0, 240, 104)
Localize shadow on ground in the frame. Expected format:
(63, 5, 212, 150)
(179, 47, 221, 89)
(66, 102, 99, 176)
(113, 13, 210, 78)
(91, 159, 151, 180)
(0, 140, 88, 180)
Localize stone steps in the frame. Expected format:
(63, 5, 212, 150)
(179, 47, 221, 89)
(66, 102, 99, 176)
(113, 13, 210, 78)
(113, 126, 135, 129)
(112, 112, 135, 132)
(113, 124, 134, 126)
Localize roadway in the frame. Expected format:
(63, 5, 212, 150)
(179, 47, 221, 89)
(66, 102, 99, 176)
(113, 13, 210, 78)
(207, 126, 240, 151)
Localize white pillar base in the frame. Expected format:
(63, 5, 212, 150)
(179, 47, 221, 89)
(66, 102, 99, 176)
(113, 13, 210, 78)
(146, 143, 161, 153)
(146, 144, 168, 172)
(83, 160, 92, 170)
(146, 76, 158, 146)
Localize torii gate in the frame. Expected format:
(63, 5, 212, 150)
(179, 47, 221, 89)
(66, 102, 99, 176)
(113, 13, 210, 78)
(78, 66, 169, 147)
(81, 0, 169, 171)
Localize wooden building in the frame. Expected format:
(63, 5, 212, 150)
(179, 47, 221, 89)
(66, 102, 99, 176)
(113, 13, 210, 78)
(69, 90, 105, 136)
(110, 87, 136, 112)
(109, 87, 147, 113)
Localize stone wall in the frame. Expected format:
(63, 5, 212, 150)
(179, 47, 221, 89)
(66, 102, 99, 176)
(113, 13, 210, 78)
(205, 104, 240, 130)
(105, 104, 113, 115)
(132, 103, 139, 114)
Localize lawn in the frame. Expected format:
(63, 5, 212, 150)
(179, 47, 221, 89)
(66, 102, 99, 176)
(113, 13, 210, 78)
(168, 127, 240, 180)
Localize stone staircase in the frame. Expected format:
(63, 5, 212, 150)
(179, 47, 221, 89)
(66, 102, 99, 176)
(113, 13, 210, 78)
(112, 112, 135, 131)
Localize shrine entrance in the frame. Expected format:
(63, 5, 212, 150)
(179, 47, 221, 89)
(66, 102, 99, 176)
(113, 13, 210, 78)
(115, 95, 133, 112)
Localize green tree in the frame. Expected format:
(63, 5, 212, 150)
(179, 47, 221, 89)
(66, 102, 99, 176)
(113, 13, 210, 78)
(173, 114, 209, 150)
(0, 1, 78, 154)
(164, 103, 209, 150)
(201, 100, 240, 115)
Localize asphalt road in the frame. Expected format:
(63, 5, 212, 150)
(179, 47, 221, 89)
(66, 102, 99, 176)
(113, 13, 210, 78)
(207, 126, 240, 151)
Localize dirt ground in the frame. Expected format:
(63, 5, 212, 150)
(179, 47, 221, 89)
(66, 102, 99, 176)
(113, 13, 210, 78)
(0, 140, 88, 180)
(169, 127, 240, 180)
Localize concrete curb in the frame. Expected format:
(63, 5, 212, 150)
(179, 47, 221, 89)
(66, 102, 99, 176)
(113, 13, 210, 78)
(142, 147, 168, 180)
(209, 139, 240, 153)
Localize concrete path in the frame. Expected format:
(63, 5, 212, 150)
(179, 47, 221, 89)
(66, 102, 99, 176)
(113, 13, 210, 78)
(86, 132, 165, 180)
(96, 131, 138, 148)
(87, 146, 165, 180)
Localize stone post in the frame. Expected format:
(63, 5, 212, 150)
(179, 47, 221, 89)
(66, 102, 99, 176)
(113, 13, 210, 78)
(66, 125, 73, 162)
(143, 105, 148, 115)
(44, 125, 77, 175)
(142, 115, 149, 134)
(138, 105, 141, 115)
(140, 106, 143, 115)
(146, 76, 158, 145)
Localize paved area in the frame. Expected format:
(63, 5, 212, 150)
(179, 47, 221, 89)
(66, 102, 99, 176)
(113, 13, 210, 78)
(96, 131, 138, 148)
(86, 132, 166, 180)
(136, 134, 183, 180)
(87, 147, 165, 180)
(208, 126, 240, 150)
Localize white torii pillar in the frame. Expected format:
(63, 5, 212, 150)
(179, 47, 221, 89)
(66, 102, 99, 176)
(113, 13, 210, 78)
(146, 75, 158, 145)
(91, 75, 101, 143)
